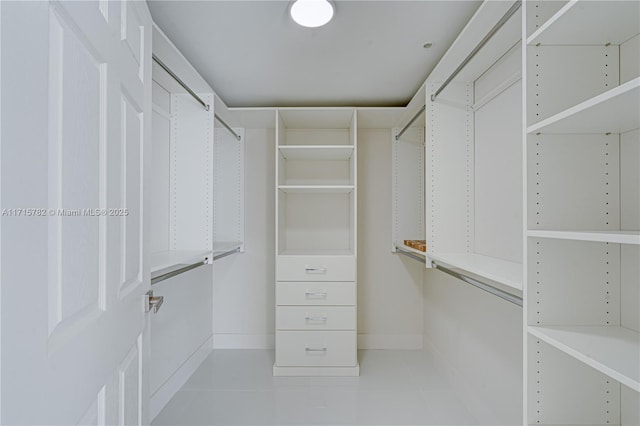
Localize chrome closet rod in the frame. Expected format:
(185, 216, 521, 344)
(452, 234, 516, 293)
(430, 0, 522, 102)
(151, 260, 207, 286)
(212, 247, 241, 261)
(431, 261, 523, 307)
(395, 105, 426, 140)
(214, 113, 242, 141)
(396, 246, 426, 263)
(152, 54, 210, 111)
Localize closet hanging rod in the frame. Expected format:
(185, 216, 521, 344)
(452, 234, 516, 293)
(396, 246, 426, 263)
(431, 261, 523, 307)
(214, 114, 242, 141)
(152, 54, 210, 111)
(151, 259, 207, 286)
(212, 247, 241, 261)
(430, 0, 521, 102)
(396, 105, 426, 140)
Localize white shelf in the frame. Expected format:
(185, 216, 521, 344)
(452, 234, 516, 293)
(527, 0, 640, 46)
(278, 185, 355, 194)
(278, 145, 354, 161)
(427, 252, 523, 292)
(150, 249, 212, 274)
(278, 249, 354, 256)
(529, 326, 640, 392)
(528, 230, 640, 245)
(395, 244, 426, 258)
(527, 78, 640, 134)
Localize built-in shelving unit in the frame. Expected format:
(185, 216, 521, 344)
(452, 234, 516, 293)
(423, 1, 523, 296)
(274, 108, 359, 376)
(391, 85, 426, 264)
(524, 1, 640, 424)
(150, 32, 245, 282)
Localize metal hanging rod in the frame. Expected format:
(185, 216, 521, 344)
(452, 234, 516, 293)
(152, 54, 210, 111)
(430, 1, 521, 102)
(396, 105, 426, 140)
(212, 247, 241, 261)
(396, 246, 426, 263)
(214, 114, 242, 141)
(151, 259, 208, 286)
(431, 261, 523, 307)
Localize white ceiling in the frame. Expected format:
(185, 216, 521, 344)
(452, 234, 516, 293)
(147, 1, 482, 108)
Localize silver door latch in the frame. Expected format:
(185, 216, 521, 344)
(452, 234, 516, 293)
(146, 290, 164, 314)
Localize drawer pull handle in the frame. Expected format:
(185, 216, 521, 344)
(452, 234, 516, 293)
(305, 266, 327, 274)
(305, 316, 328, 322)
(305, 347, 327, 352)
(305, 291, 327, 298)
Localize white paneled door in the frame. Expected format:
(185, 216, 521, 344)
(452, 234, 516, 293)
(1, 1, 152, 424)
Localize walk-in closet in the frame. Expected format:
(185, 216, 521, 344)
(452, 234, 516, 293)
(2, 0, 638, 425)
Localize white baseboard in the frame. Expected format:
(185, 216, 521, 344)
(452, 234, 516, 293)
(422, 337, 500, 425)
(212, 333, 423, 350)
(213, 333, 275, 349)
(150, 336, 213, 421)
(357, 333, 423, 349)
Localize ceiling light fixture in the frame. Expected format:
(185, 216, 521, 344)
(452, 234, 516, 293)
(290, 0, 334, 28)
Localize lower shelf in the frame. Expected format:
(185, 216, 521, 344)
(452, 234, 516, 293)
(426, 252, 523, 292)
(529, 325, 640, 392)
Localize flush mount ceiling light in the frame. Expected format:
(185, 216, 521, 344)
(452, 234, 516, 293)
(290, 0, 334, 28)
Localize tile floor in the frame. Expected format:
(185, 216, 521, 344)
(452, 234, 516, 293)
(152, 350, 478, 425)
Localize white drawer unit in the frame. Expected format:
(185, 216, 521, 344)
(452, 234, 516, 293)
(276, 255, 356, 282)
(274, 109, 359, 376)
(276, 281, 356, 306)
(275, 331, 357, 367)
(276, 306, 356, 331)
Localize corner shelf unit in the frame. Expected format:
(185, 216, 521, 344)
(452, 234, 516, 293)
(391, 84, 426, 266)
(274, 108, 359, 376)
(422, 0, 524, 295)
(524, 0, 640, 424)
(150, 29, 245, 284)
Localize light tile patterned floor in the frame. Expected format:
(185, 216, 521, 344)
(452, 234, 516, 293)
(152, 350, 478, 425)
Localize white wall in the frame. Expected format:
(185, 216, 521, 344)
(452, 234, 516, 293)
(212, 128, 276, 348)
(423, 270, 522, 425)
(357, 129, 424, 349)
(212, 127, 425, 349)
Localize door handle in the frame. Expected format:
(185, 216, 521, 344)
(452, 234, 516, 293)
(146, 290, 164, 314)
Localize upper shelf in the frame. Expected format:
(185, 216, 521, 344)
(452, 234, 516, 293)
(278, 108, 355, 129)
(528, 230, 640, 245)
(427, 252, 523, 292)
(527, 0, 640, 46)
(529, 325, 640, 392)
(279, 146, 354, 161)
(527, 78, 640, 134)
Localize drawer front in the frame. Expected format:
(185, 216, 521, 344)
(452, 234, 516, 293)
(276, 306, 355, 330)
(276, 282, 355, 306)
(277, 256, 356, 282)
(275, 331, 357, 367)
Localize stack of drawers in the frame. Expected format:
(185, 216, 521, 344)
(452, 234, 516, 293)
(274, 255, 359, 376)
